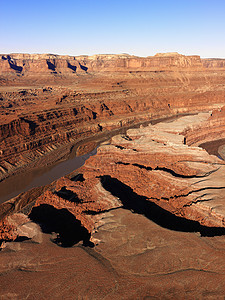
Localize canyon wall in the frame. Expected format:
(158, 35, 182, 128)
(184, 106, 225, 146)
(1, 110, 225, 245)
(0, 52, 225, 182)
(1, 52, 225, 74)
(1, 53, 225, 298)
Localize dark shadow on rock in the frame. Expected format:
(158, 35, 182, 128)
(98, 124, 103, 131)
(79, 63, 88, 72)
(73, 108, 78, 115)
(83, 207, 119, 215)
(9, 63, 23, 73)
(99, 175, 225, 237)
(19, 90, 27, 96)
(55, 186, 82, 203)
(92, 111, 97, 119)
(70, 173, 85, 182)
(29, 204, 94, 247)
(20, 117, 38, 135)
(199, 138, 225, 160)
(67, 62, 77, 72)
(47, 60, 56, 72)
(15, 236, 30, 242)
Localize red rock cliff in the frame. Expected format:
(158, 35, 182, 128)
(0, 52, 225, 181)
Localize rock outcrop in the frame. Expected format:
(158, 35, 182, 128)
(1, 52, 225, 75)
(0, 53, 225, 182)
(37, 110, 225, 231)
(2, 110, 225, 245)
(1, 53, 225, 298)
(0, 52, 203, 75)
(184, 105, 225, 146)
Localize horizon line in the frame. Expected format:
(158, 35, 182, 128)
(1, 51, 225, 60)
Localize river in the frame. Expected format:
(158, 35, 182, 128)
(0, 113, 203, 204)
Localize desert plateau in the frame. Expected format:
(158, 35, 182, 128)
(0, 52, 225, 299)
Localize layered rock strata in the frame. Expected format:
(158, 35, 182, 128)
(0, 53, 225, 182)
(184, 105, 225, 146)
(1, 52, 225, 74)
(1, 53, 225, 298)
(79, 111, 225, 230)
(1, 110, 225, 245)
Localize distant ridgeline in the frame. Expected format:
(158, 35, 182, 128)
(1, 52, 225, 74)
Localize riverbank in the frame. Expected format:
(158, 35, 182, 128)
(0, 112, 195, 204)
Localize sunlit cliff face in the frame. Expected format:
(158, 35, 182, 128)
(1, 53, 225, 299)
(0, 52, 225, 183)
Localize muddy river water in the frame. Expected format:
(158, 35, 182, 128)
(0, 148, 98, 204)
(0, 117, 161, 204)
(0, 113, 223, 204)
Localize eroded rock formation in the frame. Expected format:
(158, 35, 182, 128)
(32, 112, 225, 233)
(1, 110, 225, 245)
(0, 52, 225, 182)
(1, 53, 225, 298)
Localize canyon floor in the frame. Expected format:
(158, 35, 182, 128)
(0, 53, 225, 299)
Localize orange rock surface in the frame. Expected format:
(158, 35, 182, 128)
(2, 111, 225, 242)
(1, 53, 225, 298)
(1, 110, 225, 299)
(0, 52, 225, 182)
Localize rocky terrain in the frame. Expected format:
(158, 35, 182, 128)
(0, 52, 225, 182)
(0, 52, 225, 298)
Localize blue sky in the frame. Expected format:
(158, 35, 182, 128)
(1, 0, 225, 58)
